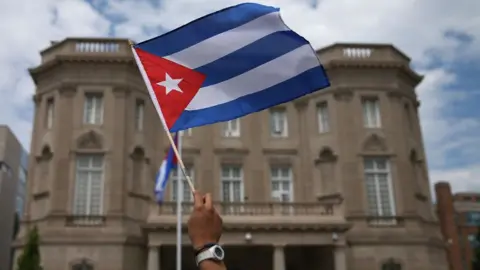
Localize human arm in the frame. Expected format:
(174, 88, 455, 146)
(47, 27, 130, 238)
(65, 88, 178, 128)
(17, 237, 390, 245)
(188, 192, 226, 270)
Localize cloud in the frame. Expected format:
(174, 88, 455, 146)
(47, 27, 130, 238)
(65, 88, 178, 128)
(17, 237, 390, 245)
(0, 0, 110, 147)
(93, 0, 480, 192)
(1, 0, 479, 193)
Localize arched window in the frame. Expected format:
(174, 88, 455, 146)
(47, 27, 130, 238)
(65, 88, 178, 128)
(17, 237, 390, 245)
(71, 259, 94, 270)
(381, 258, 402, 270)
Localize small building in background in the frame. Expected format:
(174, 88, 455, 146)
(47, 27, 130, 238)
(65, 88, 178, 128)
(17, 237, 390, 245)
(0, 125, 28, 270)
(435, 181, 480, 270)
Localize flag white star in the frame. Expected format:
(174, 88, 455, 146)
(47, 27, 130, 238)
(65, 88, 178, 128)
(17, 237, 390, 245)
(157, 73, 183, 95)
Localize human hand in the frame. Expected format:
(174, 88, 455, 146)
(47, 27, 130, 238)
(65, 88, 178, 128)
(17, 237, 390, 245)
(187, 191, 223, 250)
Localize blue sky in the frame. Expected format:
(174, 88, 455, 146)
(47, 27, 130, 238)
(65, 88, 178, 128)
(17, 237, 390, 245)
(0, 0, 479, 193)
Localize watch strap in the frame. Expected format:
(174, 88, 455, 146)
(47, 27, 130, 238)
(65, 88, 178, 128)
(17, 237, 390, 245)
(194, 243, 217, 256)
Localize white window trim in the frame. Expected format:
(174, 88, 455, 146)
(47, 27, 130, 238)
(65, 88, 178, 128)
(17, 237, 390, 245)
(171, 167, 194, 202)
(220, 166, 244, 202)
(270, 167, 294, 202)
(271, 109, 288, 137)
(184, 128, 193, 136)
(135, 100, 145, 131)
(73, 156, 105, 216)
(364, 158, 396, 224)
(46, 99, 54, 129)
(83, 94, 104, 125)
(317, 102, 330, 133)
(223, 119, 240, 137)
(362, 98, 381, 128)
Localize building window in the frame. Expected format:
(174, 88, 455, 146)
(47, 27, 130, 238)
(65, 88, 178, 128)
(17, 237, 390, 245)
(71, 259, 94, 270)
(221, 166, 243, 202)
(270, 108, 288, 137)
(73, 155, 104, 216)
(222, 119, 240, 137)
(381, 258, 402, 270)
(18, 167, 27, 183)
(466, 212, 480, 225)
(46, 98, 54, 129)
(469, 234, 480, 247)
(171, 167, 194, 202)
(364, 157, 396, 222)
(362, 98, 381, 128)
(0, 161, 12, 177)
(135, 99, 145, 131)
(183, 128, 193, 137)
(271, 167, 293, 202)
(317, 102, 330, 133)
(83, 94, 104, 125)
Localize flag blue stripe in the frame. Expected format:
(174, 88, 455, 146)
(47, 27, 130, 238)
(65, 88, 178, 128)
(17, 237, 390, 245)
(136, 3, 278, 57)
(170, 66, 330, 131)
(196, 31, 309, 87)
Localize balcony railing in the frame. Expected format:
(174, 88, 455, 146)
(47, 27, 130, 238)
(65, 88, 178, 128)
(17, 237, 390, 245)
(65, 215, 106, 227)
(41, 38, 132, 63)
(155, 202, 337, 216)
(317, 43, 411, 64)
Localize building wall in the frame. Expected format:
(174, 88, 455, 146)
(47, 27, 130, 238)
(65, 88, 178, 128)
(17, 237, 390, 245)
(435, 182, 480, 270)
(13, 38, 448, 270)
(0, 126, 24, 270)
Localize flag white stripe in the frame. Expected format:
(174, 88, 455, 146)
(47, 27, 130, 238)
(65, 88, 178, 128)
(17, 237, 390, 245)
(165, 12, 288, 69)
(155, 160, 167, 192)
(186, 44, 319, 110)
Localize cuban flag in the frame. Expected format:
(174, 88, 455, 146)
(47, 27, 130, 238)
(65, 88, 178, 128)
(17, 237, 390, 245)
(154, 133, 179, 203)
(132, 2, 330, 132)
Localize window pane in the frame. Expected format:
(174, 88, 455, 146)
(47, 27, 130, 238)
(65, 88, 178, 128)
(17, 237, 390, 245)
(73, 155, 104, 215)
(364, 158, 394, 217)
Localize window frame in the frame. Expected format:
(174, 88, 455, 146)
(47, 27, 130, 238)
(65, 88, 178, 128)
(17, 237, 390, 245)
(270, 108, 288, 137)
(135, 99, 145, 131)
(170, 166, 194, 202)
(73, 155, 105, 216)
(220, 165, 244, 202)
(83, 93, 104, 125)
(317, 101, 330, 133)
(46, 98, 54, 129)
(270, 166, 294, 202)
(363, 157, 396, 219)
(362, 97, 381, 128)
(222, 119, 240, 137)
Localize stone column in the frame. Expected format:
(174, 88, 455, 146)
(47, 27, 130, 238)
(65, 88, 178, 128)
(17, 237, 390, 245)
(334, 246, 347, 270)
(273, 245, 286, 270)
(147, 246, 160, 270)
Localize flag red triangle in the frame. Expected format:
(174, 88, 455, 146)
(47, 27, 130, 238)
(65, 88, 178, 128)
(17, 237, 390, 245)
(134, 48, 206, 129)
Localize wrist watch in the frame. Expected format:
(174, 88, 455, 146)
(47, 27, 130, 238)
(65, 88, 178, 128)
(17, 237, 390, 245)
(195, 244, 225, 266)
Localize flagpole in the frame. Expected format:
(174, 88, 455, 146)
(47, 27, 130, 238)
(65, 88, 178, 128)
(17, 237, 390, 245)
(129, 42, 195, 192)
(176, 131, 183, 270)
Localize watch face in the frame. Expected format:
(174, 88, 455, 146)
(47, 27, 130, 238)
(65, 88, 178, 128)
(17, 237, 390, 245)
(213, 246, 225, 260)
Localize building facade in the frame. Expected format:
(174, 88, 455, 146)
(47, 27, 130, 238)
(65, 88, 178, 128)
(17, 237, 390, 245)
(0, 125, 28, 270)
(13, 38, 448, 270)
(435, 182, 480, 270)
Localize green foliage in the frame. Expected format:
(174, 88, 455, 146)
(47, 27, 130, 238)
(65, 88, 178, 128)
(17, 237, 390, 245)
(472, 227, 480, 270)
(16, 226, 41, 270)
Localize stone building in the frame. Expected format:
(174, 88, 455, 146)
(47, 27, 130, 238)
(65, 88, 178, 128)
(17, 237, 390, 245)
(435, 181, 480, 270)
(13, 38, 448, 270)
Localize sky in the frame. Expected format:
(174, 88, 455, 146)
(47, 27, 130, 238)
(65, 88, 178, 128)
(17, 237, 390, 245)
(0, 0, 479, 193)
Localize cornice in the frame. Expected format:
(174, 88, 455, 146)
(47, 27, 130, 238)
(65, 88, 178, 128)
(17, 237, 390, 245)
(262, 147, 298, 155)
(58, 84, 77, 97)
(29, 55, 135, 81)
(324, 60, 423, 85)
(213, 147, 249, 155)
(333, 88, 354, 102)
(142, 223, 352, 232)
